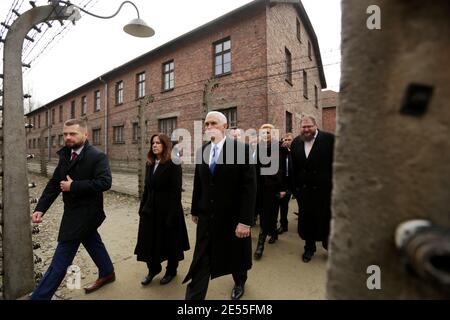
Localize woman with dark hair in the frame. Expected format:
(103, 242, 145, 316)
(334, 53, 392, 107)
(134, 133, 190, 285)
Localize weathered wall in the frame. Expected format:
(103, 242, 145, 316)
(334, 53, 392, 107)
(266, 2, 323, 134)
(327, 0, 450, 299)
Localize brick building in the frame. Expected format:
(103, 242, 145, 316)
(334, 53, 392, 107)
(25, 0, 329, 167)
(321, 89, 338, 133)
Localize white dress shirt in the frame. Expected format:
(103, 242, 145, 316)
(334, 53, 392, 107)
(304, 130, 319, 158)
(209, 136, 226, 165)
(153, 159, 160, 173)
(71, 145, 84, 158)
(208, 136, 250, 230)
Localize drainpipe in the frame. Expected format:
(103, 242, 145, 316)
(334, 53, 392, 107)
(47, 107, 51, 161)
(99, 76, 108, 155)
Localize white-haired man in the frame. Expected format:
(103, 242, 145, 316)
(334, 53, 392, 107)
(183, 111, 256, 300)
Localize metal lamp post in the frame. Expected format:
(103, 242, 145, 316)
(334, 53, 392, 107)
(1, 1, 154, 300)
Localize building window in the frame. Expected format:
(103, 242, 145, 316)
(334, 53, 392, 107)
(28, 139, 32, 149)
(38, 115, 41, 128)
(59, 105, 63, 122)
(296, 18, 301, 42)
(33, 116, 36, 129)
(158, 117, 177, 138)
(92, 128, 101, 145)
(132, 123, 139, 143)
(51, 108, 56, 125)
(45, 111, 49, 126)
(94, 90, 101, 112)
(303, 70, 308, 99)
(314, 85, 319, 108)
(214, 38, 231, 76)
(44, 137, 48, 147)
(58, 134, 64, 146)
(115, 81, 124, 105)
(285, 47, 292, 84)
(308, 41, 312, 61)
(113, 125, 125, 144)
(162, 60, 174, 91)
(286, 111, 293, 133)
(221, 107, 237, 128)
(136, 72, 146, 99)
(33, 139, 36, 149)
(71, 101, 75, 118)
(81, 96, 87, 115)
(51, 135, 56, 147)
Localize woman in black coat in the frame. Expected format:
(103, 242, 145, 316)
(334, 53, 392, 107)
(254, 124, 287, 260)
(134, 133, 190, 285)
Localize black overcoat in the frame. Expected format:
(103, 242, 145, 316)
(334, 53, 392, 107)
(35, 141, 112, 242)
(255, 140, 286, 234)
(134, 161, 190, 263)
(183, 138, 256, 282)
(290, 131, 334, 241)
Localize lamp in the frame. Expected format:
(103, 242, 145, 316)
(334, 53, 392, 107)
(57, 0, 155, 37)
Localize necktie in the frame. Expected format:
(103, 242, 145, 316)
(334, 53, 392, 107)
(71, 152, 78, 161)
(209, 145, 218, 174)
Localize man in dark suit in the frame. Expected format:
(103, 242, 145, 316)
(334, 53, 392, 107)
(183, 111, 256, 300)
(277, 133, 294, 234)
(290, 116, 334, 263)
(30, 119, 115, 300)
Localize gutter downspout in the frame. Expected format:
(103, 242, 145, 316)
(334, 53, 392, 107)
(99, 77, 108, 155)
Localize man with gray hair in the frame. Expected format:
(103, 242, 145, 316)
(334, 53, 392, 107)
(290, 115, 334, 263)
(183, 111, 256, 300)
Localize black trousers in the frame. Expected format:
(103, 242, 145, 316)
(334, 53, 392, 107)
(185, 251, 247, 300)
(304, 239, 328, 252)
(146, 259, 179, 276)
(277, 192, 291, 228)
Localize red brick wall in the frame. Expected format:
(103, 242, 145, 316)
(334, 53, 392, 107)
(322, 107, 336, 133)
(26, 2, 269, 163)
(266, 3, 323, 137)
(25, 2, 329, 163)
(320, 89, 338, 133)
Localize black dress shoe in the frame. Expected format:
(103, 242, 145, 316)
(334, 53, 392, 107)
(268, 234, 278, 244)
(160, 273, 176, 285)
(231, 284, 245, 300)
(302, 250, 314, 263)
(141, 272, 159, 286)
(277, 226, 288, 234)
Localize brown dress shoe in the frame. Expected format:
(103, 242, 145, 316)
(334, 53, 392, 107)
(84, 272, 116, 294)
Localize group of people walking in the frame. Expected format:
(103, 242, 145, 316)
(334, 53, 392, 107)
(29, 110, 334, 300)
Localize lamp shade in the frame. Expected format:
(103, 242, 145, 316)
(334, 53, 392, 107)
(123, 18, 155, 38)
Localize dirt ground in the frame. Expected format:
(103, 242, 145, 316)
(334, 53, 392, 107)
(4, 172, 327, 300)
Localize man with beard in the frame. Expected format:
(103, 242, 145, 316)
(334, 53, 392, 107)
(30, 119, 115, 299)
(183, 111, 256, 300)
(290, 116, 334, 263)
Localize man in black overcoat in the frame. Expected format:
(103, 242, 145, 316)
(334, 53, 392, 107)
(290, 116, 334, 263)
(183, 111, 256, 300)
(30, 119, 115, 299)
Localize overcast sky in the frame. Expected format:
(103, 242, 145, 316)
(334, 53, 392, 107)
(0, 0, 341, 109)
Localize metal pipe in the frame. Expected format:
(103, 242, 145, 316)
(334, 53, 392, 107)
(98, 76, 108, 155)
(396, 220, 450, 292)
